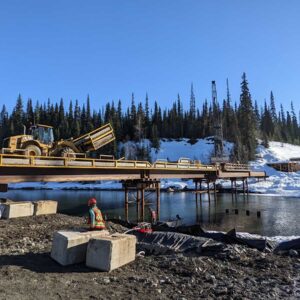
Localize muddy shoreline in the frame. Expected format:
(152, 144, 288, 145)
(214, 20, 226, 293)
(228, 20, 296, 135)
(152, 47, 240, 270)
(0, 214, 300, 299)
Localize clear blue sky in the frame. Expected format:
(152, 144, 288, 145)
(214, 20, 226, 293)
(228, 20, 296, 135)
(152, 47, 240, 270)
(1, 0, 300, 113)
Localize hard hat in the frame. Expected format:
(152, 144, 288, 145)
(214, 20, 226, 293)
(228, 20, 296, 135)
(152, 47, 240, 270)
(88, 198, 97, 206)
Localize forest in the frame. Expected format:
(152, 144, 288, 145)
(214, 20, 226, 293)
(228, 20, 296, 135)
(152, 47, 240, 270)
(0, 73, 299, 163)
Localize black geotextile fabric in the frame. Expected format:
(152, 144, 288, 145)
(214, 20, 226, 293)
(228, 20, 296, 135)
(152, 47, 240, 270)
(152, 224, 278, 252)
(274, 238, 300, 251)
(110, 219, 299, 252)
(131, 231, 225, 254)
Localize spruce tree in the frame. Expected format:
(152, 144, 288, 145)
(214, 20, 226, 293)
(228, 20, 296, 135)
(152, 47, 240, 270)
(237, 73, 257, 161)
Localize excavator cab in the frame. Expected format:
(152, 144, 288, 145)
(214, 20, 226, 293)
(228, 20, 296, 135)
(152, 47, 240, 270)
(30, 124, 54, 145)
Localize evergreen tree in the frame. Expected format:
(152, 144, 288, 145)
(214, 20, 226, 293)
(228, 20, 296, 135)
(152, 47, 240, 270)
(190, 83, 196, 119)
(11, 94, 24, 134)
(237, 73, 257, 161)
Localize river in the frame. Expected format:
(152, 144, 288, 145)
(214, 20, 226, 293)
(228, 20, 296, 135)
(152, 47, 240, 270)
(2, 189, 300, 236)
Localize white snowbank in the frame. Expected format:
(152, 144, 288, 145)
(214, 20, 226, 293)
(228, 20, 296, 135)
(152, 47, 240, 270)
(151, 137, 232, 164)
(248, 141, 300, 196)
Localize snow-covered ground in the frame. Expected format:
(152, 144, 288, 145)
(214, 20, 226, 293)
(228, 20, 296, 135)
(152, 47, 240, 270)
(151, 138, 232, 164)
(8, 139, 300, 196)
(248, 141, 300, 196)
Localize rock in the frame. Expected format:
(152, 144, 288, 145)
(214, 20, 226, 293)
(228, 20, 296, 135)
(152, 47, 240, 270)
(102, 277, 111, 284)
(289, 249, 298, 257)
(215, 287, 228, 295)
(205, 274, 216, 285)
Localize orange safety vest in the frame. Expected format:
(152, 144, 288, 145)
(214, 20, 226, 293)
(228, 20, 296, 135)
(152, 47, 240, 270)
(88, 206, 105, 230)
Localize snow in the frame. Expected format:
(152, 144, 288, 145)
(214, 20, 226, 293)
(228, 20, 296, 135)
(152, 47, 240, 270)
(248, 141, 300, 196)
(151, 137, 232, 164)
(8, 138, 300, 196)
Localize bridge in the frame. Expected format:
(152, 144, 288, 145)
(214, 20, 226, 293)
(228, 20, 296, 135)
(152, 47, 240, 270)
(0, 154, 267, 221)
(0, 154, 266, 183)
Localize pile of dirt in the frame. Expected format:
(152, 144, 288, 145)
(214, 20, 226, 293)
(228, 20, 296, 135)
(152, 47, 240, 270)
(0, 214, 300, 299)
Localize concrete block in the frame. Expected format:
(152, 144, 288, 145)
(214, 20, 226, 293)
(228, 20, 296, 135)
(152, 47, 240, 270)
(86, 233, 136, 272)
(0, 201, 34, 219)
(33, 200, 58, 216)
(51, 230, 109, 266)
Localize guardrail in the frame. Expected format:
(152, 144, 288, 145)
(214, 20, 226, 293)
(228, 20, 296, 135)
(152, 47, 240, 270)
(0, 154, 251, 173)
(222, 163, 250, 171)
(152, 161, 216, 171)
(0, 154, 154, 169)
(0, 153, 218, 171)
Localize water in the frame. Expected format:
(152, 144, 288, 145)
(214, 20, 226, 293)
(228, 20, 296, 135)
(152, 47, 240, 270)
(2, 189, 300, 236)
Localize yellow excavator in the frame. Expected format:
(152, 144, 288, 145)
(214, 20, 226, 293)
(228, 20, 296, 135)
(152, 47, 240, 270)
(0, 123, 115, 157)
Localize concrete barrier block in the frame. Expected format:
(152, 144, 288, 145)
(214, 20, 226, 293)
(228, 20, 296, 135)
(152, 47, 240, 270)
(86, 233, 136, 272)
(51, 230, 109, 266)
(0, 201, 34, 219)
(33, 200, 58, 216)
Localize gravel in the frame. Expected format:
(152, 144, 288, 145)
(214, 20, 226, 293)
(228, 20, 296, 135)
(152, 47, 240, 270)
(0, 214, 300, 299)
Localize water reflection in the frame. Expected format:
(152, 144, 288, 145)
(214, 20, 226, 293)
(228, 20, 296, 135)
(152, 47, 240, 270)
(2, 189, 300, 236)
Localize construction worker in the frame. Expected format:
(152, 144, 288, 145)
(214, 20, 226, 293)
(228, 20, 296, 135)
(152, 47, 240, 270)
(148, 207, 157, 225)
(87, 198, 106, 230)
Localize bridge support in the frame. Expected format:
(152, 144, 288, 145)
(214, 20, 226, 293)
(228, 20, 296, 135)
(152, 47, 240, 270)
(122, 179, 160, 223)
(125, 186, 129, 221)
(0, 184, 8, 193)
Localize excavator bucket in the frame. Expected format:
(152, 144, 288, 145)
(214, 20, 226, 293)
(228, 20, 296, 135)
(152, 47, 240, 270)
(73, 123, 115, 152)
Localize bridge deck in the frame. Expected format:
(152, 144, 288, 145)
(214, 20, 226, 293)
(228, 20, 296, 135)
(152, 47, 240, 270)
(0, 154, 266, 183)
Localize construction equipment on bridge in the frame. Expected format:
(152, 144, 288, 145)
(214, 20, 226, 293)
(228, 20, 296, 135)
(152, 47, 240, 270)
(0, 123, 115, 157)
(210, 80, 229, 164)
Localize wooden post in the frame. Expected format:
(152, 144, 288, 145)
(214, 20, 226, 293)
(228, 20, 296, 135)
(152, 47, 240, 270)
(246, 178, 249, 196)
(207, 180, 211, 202)
(141, 187, 145, 222)
(242, 179, 246, 198)
(125, 186, 129, 222)
(0, 184, 8, 193)
(231, 179, 234, 201)
(156, 182, 160, 220)
(195, 181, 198, 202)
(199, 180, 202, 202)
(234, 179, 237, 200)
(213, 181, 217, 200)
(136, 188, 140, 222)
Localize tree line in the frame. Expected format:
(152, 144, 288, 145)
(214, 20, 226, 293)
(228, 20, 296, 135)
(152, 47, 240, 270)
(0, 73, 299, 162)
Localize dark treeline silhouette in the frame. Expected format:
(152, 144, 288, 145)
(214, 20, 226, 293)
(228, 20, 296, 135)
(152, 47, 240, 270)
(0, 73, 299, 162)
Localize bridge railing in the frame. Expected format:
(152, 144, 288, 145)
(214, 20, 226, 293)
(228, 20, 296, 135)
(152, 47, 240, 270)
(0, 153, 219, 171)
(152, 161, 216, 170)
(0, 154, 154, 169)
(221, 163, 250, 171)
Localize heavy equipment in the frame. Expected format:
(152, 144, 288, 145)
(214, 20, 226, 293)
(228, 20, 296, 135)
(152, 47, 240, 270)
(1, 123, 115, 157)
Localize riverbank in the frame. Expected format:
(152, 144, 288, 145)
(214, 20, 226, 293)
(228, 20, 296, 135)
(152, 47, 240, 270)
(0, 214, 300, 299)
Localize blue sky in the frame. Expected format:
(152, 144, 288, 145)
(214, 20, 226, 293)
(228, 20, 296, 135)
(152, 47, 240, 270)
(0, 0, 300, 112)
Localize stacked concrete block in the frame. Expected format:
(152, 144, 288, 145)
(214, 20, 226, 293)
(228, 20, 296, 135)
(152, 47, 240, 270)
(0, 201, 34, 219)
(51, 230, 109, 266)
(86, 233, 136, 272)
(33, 200, 58, 216)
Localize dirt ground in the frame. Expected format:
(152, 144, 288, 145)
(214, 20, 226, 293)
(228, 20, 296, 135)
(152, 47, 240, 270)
(0, 214, 300, 300)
